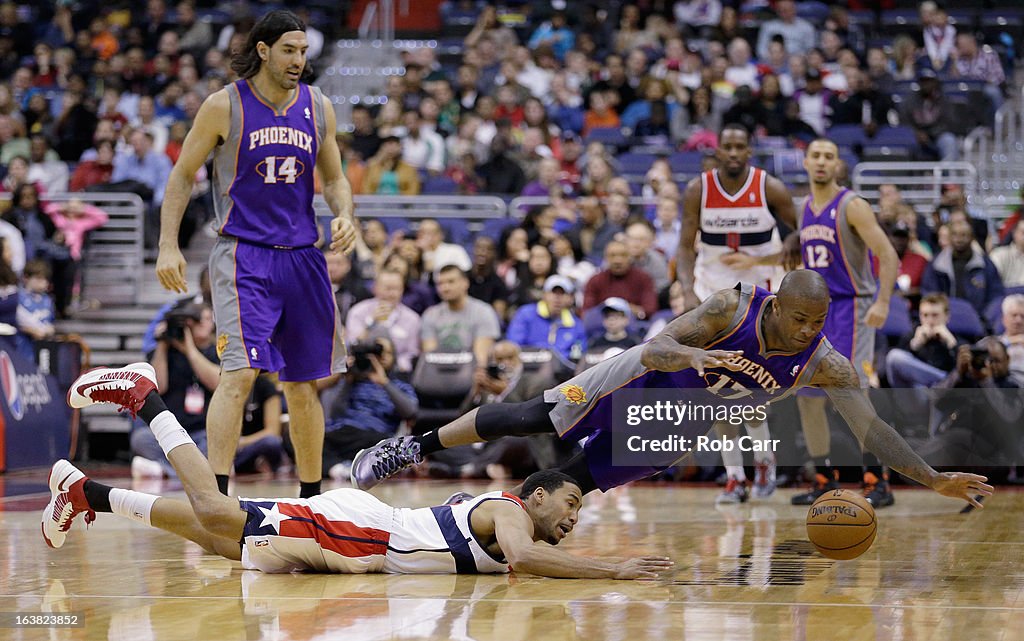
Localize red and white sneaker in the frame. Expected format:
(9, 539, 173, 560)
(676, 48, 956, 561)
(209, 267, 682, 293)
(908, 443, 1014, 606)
(67, 363, 157, 416)
(41, 459, 95, 549)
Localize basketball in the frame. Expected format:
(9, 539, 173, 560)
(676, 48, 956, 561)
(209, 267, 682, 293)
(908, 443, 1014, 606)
(806, 489, 877, 560)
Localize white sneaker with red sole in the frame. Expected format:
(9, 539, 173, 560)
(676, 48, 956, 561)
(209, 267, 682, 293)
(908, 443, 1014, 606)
(67, 363, 157, 416)
(41, 459, 95, 549)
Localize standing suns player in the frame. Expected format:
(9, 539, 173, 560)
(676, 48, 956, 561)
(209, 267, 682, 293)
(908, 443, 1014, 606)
(793, 138, 898, 507)
(156, 11, 357, 499)
(677, 123, 800, 503)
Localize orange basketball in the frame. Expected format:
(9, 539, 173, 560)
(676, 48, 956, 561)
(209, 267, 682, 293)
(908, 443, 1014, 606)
(805, 489, 877, 560)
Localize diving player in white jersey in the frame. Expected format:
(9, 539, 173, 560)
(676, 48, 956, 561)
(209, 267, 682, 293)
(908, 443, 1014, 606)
(676, 123, 801, 504)
(41, 363, 673, 580)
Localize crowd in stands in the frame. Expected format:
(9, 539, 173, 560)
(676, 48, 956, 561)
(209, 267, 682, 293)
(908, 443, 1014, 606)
(0, 0, 1018, 481)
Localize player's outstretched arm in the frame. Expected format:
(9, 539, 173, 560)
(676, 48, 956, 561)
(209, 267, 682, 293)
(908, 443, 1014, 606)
(316, 93, 358, 254)
(490, 503, 673, 580)
(640, 288, 741, 374)
(812, 349, 994, 508)
(157, 90, 229, 293)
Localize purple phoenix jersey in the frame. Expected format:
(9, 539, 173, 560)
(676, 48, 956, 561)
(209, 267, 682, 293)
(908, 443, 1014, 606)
(545, 283, 831, 490)
(213, 79, 326, 248)
(798, 187, 877, 383)
(798, 187, 876, 298)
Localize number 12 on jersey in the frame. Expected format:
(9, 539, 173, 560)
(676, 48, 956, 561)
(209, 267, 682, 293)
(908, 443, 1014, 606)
(805, 245, 830, 269)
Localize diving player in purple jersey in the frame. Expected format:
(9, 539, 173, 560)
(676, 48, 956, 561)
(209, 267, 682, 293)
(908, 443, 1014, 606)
(155, 11, 357, 499)
(349, 271, 989, 513)
(793, 139, 899, 508)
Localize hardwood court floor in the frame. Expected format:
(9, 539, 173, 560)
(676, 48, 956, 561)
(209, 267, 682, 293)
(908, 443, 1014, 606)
(2, 475, 1023, 641)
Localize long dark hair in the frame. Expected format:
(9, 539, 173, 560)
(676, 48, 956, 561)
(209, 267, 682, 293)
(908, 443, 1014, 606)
(0, 238, 18, 287)
(230, 10, 309, 80)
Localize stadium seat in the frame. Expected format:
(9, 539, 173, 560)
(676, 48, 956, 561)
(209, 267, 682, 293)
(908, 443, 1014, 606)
(668, 151, 705, 175)
(947, 297, 986, 339)
(411, 350, 476, 424)
(985, 296, 1005, 333)
(584, 127, 628, 148)
(870, 126, 918, 147)
(880, 296, 913, 339)
(617, 152, 657, 176)
(827, 124, 867, 149)
(422, 176, 458, 195)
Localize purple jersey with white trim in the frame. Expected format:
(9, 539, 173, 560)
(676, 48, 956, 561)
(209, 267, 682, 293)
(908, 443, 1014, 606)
(798, 188, 877, 298)
(213, 80, 322, 247)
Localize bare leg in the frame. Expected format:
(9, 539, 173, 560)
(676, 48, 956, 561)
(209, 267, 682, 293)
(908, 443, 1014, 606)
(282, 380, 325, 484)
(165, 441, 248, 541)
(438, 407, 483, 448)
(797, 395, 830, 458)
(206, 368, 259, 475)
(149, 497, 243, 561)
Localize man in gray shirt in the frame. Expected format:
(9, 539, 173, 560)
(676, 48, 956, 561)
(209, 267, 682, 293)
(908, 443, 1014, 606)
(421, 264, 502, 367)
(756, 0, 816, 61)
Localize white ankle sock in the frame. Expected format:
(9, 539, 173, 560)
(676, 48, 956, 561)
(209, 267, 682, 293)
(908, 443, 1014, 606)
(722, 443, 746, 482)
(150, 411, 194, 456)
(744, 420, 774, 466)
(109, 488, 159, 527)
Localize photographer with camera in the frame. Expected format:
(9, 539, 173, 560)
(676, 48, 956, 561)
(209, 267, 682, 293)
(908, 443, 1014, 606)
(130, 301, 220, 478)
(910, 337, 1024, 468)
(320, 336, 419, 481)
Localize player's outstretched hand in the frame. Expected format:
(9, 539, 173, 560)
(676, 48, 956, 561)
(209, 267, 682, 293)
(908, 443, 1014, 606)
(718, 251, 759, 271)
(156, 245, 188, 294)
(614, 556, 675, 580)
(930, 472, 994, 509)
(688, 349, 742, 376)
(331, 217, 358, 254)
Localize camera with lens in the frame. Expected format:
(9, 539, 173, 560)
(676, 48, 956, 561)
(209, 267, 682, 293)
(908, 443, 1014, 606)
(485, 363, 505, 379)
(351, 342, 384, 374)
(970, 347, 990, 371)
(160, 301, 202, 342)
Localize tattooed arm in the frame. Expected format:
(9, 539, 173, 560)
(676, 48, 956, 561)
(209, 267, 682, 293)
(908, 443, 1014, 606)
(640, 288, 741, 374)
(810, 348, 993, 508)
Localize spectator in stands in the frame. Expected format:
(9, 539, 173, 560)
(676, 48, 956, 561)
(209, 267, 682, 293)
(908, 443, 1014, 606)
(582, 90, 621, 137)
(890, 221, 930, 297)
(725, 37, 759, 90)
(27, 135, 68, 195)
(322, 335, 419, 481)
(673, 85, 721, 142)
(527, 10, 574, 62)
(349, 105, 380, 162)
(921, 2, 956, 74)
(417, 218, 471, 276)
(463, 5, 518, 61)
(521, 157, 565, 198)
(551, 230, 596, 288)
(953, 32, 1005, 115)
(653, 195, 681, 259)
(467, 236, 509, 320)
(234, 372, 286, 475)
(421, 264, 501, 368)
(866, 47, 896, 95)
(507, 274, 585, 362)
(510, 243, 557, 312)
(991, 219, 1024, 288)
(925, 338, 1022, 465)
(1000, 294, 1024, 385)
(325, 249, 371, 326)
(588, 297, 640, 351)
(401, 109, 445, 176)
(0, 115, 27, 165)
(16, 259, 55, 355)
(479, 133, 527, 195)
(794, 69, 830, 135)
(497, 226, 530, 289)
(175, 1, 214, 58)
(70, 139, 115, 192)
(133, 301, 218, 478)
(383, 250, 436, 315)
(829, 69, 893, 136)
(346, 268, 420, 374)
(5, 184, 73, 313)
(922, 219, 1004, 316)
(364, 135, 421, 196)
(675, 0, 723, 39)
(885, 292, 965, 390)
(624, 219, 670, 294)
(0, 238, 19, 332)
(566, 196, 620, 264)
(996, 188, 1024, 246)
(583, 240, 658, 320)
(132, 95, 169, 155)
(460, 339, 551, 410)
(903, 68, 959, 161)
(54, 81, 99, 162)
(43, 198, 108, 263)
(756, 0, 816, 60)
(110, 128, 172, 206)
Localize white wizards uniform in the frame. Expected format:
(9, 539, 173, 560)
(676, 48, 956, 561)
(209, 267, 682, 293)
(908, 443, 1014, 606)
(694, 167, 785, 301)
(238, 489, 522, 574)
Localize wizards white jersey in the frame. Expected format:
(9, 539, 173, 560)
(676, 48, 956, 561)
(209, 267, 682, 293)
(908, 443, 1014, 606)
(694, 167, 784, 300)
(239, 489, 523, 575)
